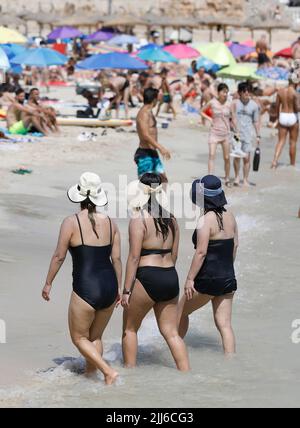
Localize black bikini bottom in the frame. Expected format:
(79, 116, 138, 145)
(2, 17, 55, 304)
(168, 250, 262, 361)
(136, 266, 179, 303)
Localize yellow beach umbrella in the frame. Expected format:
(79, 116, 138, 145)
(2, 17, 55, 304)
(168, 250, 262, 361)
(0, 27, 27, 44)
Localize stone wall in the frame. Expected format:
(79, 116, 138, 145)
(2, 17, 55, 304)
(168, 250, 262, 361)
(0, 0, 245, 18)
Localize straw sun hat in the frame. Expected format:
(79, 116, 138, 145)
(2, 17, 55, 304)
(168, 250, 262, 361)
(127, 180, 169, 210)
(67, 172, 108, 207)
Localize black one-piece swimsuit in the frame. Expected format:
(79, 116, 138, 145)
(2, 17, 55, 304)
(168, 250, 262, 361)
(192, 230, 237, 296)
(69, 215, 118, 310)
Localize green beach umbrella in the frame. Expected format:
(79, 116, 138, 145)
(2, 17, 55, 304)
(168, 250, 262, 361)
(195, 42, 235, 67)
(217, 63, 262, 81)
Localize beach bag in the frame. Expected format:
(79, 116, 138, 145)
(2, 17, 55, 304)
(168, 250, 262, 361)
(253, 147, 261, 171)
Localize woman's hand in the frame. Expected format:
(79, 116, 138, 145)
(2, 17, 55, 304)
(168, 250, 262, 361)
(184, 279, 196, 301)
(115, 292, 122, 308)
(42, 284, 52, 302)
(121, 293, 131, 308)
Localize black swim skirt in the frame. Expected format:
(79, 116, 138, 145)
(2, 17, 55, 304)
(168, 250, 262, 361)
(194, 277, 237, 296)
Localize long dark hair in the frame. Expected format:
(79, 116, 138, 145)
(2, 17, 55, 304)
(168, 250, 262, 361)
(80, 199, 99, 239)
(140, 173, 175, 241)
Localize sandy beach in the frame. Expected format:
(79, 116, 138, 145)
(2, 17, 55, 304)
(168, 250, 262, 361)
(0, 85, 300, 408)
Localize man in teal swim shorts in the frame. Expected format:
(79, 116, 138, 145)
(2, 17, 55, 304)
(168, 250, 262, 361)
(6, 88, 47, 135)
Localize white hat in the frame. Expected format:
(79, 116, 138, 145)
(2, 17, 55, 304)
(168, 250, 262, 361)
(67, 172, 108, 207)
(127, 180, 169, 210)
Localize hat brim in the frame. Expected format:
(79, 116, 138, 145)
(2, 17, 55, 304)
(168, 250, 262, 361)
(191, 179, 227, 208)
(127, 181, 169, 211)
(67, 185, 108, 207)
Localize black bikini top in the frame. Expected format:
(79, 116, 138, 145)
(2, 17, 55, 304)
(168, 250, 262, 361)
(140, 248, 172, 257)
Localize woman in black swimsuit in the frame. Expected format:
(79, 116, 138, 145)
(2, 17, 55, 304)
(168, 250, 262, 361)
(121, 173, 190, 371)
(42, 172, 122, 385)
(178, 175, 238, 355)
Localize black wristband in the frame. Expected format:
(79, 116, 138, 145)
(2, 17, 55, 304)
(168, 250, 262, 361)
(123, 290, 132, 295)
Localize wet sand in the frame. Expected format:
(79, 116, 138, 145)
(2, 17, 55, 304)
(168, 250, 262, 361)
(0, 87, 300, 407)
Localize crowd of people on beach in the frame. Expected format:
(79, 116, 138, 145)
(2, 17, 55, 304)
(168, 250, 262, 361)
(40, 75, 299, 385)
(0, 31, 299, 386)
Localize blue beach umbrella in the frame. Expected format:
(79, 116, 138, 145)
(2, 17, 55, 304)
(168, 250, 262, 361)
(1, 44, 27, 60)
(0, 47, 10, 70)
(108, 34, 139, 46)
(77, 52, 148, 70)
(137, 47, 178, 63)
(196, 56, 220, 72)
(11, 48, 68, 67)
(256, 66, 289, 81)
(10, 64, 23, 74)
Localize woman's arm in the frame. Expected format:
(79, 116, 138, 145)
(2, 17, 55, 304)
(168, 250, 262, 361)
(200, 100, 213, 122)
(171, 218, 180, 265)
(110, 221, 122, 303)
(184, 216, 211, 300)
(42, 217, 73, 301)
(233, 217, 239, 262)
(121, 218, 144, 308)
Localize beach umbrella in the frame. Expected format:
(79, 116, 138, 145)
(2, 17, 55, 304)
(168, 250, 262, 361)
(195, 42, 235, 67)
(11, 48, 67, 67)
(10, 64, 23, 74)
(163, 43, 200, 59)
(137, 47, 178, 63)
(108, 34, 139, 46)
(77, 52, 148, 70)
(256, 67, 289, 81)
(0, 44, 27, 60)
(242, 40, 255, 48)
(85, 30, 114, 43)
(274, 47, 293, 58)
(217, 63, 261, 80)
(0, 27, 27, 44)
(139, 43, 162, 50)
(47, 26, 83, 40)
(0, 47, 10, 70)
(196, 56, 220, 72)
(229, 42, 255, 58)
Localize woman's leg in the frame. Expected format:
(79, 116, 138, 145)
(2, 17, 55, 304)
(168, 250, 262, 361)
(178, 293, 213, 339)
(208, 143, 218, 174)
(221, 140, 231, 183)
(156, 101, 163, 117)
(169, 101, 177, 119)
(122, 280, 154, 368)
(85, 302, 116, 376)
(212, 293, 236, 355)
(271, 125, 288, 168)
(154, 298, 190, 371)
(289, 122, 299, 166)
(122, 88, 130, 119)
(68, 292, 118, 385)
(233, 158, 241, 186)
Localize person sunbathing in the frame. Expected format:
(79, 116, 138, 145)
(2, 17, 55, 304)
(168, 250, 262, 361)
(6, 88, 48, 136)
(27, 88, 59, 133)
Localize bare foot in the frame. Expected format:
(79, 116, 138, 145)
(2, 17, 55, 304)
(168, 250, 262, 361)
(242, 181, 251, 188)
(84, 370, 98, 380)
(105, 370, 119, 386)
(233, 179, 240, 187)
(271, 161, 278, 169)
